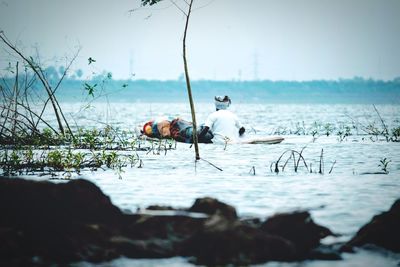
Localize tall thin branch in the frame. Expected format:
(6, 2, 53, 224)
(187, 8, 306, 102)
(319, 148, 324, 174)
(192, 0, 215, 11)
(12, 62, 19, 137)
(373, 104, 389, 140)
(33, 48, 79, 138)
(182, 0, 199, 160)
(16, 102, 59, 135)
(0, 32, 65, 135)
(170, 0, 187, 15)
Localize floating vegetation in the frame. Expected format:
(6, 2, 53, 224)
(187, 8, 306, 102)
(0, 126, 177, 178)
(0, 34, 178, 178)
(273, 115, 400, 143)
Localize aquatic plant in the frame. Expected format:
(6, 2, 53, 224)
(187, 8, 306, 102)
(249, 166, 256, 175)
(323, 123, 334, 137)
(271, 146, 309, 174)
(378, 158, 391, 174)
(0, 124, 178, 178)
(348, 105, 400, 142)
(337, 124, 352, 142)
(271, 147, 335, 175)
(390, 127, 400, 142)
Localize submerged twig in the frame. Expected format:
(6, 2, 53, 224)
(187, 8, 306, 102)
(373, 104, 389, 141)
(249, 166, 256, 175)
(201, 158, 223, 172)
(329, 160, 336, 174)
(319, 149, 324, 174)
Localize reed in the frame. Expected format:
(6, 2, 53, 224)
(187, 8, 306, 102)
(271, 147, 335, 175)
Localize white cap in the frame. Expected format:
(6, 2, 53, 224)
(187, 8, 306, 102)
(214, 95, 231, 110)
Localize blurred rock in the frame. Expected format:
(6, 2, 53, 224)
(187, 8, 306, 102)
(187, 197, 237, 219)
(0, 178, 124, 264)
(260, 211, 335, 258)
(345, 199, 400, 253)
(309, 245, 342, 260)
(145, 205, 175, 211)
(0, 177, 338, 266)
(182, 215, 297, 265)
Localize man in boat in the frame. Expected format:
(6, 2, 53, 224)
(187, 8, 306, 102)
(198, 95, 245, 144)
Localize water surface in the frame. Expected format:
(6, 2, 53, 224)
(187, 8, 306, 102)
(37, 103, 400, 266)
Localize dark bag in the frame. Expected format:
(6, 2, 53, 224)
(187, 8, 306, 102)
(170, 118, 213, 143)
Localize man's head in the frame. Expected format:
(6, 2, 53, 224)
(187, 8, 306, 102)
(214, 95, 231, 111)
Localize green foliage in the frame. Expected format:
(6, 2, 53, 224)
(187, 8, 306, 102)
(83, 129, 99, 149)
(141, 0, 164, 6)
(337, 125, 352, 142)
(378, 158, 390, 174)
(84, 82, 97, 97)
(0, 125, 177, 178)
(324, 123, 334, 136)
(10, 150, 21, 167)
(271, 116, 400, 143)
(88, 57, 96, 65)
(47, 150, 63, 170)
(391, 127, 400, 142)
(0, 127, 67, 147)
(25, 148, 33, 161)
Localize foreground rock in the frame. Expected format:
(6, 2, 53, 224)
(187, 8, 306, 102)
(0, 178, 203, 265)
(187, 196, 238, 220)
(0, 177, 337, 265)
(261, 211, 337, 259)
(344, 199, 400, 253)
(182, 215, 297, 265)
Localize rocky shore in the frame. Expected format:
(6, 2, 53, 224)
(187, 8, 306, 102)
(0, 177, 398, 266)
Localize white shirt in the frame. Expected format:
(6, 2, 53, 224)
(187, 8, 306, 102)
(205, 109, 243, 143)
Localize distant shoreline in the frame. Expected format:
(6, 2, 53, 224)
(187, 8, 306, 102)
(1, 77, 400, 104)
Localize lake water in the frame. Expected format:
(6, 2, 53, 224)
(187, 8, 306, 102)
(32, 102, 400, 266)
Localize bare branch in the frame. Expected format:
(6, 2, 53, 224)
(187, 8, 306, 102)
(373, 104, 389, 139)
(192, 0, 215, 11)
(0, 32, 65, 134)
(16, 102, 59, 135)
(169, 0, 187, 16)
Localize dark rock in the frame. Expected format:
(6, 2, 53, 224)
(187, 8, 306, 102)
(145, 205, 176, 211)
(345, 199, 400, 253)
(0, 178, 123, 226)
(121, 214, 205, 241)
(105, 213, 205, 260)
(240, 217, 263, 228)
(340, 244, 355, 253)
(0, 177, 206, 265)
(110, 236, 175, 258)
(187, 197, 237, 220)
(0, 178, 124, 264)
(0, 177, 342, 266)
(260, 211, 335, 258)
(182, 215, 297, 265)
(309, 245, 342, 260)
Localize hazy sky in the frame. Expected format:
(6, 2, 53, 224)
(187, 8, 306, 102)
(1, 0, 399, 81)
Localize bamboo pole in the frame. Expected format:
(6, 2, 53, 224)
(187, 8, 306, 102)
(182, 0, 200, 160)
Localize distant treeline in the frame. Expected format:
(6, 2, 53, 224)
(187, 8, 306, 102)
(1, 75, 400, 103)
